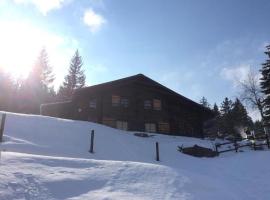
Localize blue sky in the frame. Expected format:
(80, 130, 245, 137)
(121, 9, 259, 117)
(0, 0, 269, 117)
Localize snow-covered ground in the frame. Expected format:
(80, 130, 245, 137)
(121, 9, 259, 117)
(0, 112, 269, 200)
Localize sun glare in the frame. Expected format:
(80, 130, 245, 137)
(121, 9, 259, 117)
(0, 20, 66, 81)
(0, 21, 37, 78)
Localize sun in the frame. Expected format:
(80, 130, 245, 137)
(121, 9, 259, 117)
(0, 21, 40, 78)
(0, 20, 65, 79)
(0, 19, 78, 88)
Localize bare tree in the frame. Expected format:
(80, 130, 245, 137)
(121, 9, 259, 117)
(239, 70, 264, 120)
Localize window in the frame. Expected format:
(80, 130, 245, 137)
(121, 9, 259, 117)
(153, 99, 161, 110)
(116, 121, 128, 131)
(89, 99, 97, 108)
(145, 123, 156, 133)
(144, 100, 152, 109)
(158, 122, 170, 133)
(102, 117, 115, 128)
(112, 95, 120, 106)
(120, 98, 129, 108)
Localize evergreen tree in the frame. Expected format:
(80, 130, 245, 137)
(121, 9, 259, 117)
(58, 50, 86, 100)
(219, 97, 234, 136)
(206, 98, 253, 139)
(27, 48, 54, 90)
(212, 103, 220, 117)
(20, 48, 55, 113)
(200, 96, 210, 108)
(260, 45, 270, 124)
(231, 98, 251, 127)
(220, 97, 233, 115)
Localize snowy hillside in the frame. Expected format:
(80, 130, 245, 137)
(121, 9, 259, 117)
(0, 112, 270, 200)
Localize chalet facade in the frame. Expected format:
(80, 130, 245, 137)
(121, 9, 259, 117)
(41, 74, 213, 137)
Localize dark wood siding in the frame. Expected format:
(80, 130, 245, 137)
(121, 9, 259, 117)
(41, 74, 213, 138)
(70, 81, 209, 137)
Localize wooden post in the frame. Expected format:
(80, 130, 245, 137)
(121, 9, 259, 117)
(0, 113, 6, 142)
(266, 134, 270, 149)
(234, 140, 238, 152)
(253, 141, 256, 151)
(215, 144, 219, 154)
(156, 142, 160, 161)
(89, 130, 94, 153)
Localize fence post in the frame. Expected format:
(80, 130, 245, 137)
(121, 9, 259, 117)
(266, 134, 270, 149)
(253, 140, 256, 151)
(156, 142, 160, 161)
(0, 113, 6, 143)
(234, 139, 238, 153)
(89, 130, 95, 153)
(215, 144, 219, 154)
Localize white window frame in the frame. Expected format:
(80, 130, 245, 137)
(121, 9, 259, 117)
(145, 123, 156, 133)
(116, 121, 128, 131)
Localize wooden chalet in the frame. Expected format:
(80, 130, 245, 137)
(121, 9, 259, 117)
(41, 74, 213, 137)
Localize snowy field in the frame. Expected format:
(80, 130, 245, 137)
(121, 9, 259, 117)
(0, 112, 270, 200)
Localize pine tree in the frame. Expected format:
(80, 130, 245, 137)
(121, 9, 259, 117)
(207, 98, 253, 139)
(220, 97, 233, 115)
(212, 103, 220, 117)
(200, 96, 210, 108)
(27, 48, 54, 91)
(260, 45, 270, 125)
(207, 103, 221, 138)
(39, 48, 55, 90)
(58, 50, 86, 100)
(20, 48, 55, 113)
(219, 97, 234, 136)
(231, 98, 253, 127)
(231, 98, 253, 138)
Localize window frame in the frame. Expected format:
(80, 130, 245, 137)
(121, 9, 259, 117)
(116, 120, 128, 131)
(89, 98, 97, 109)
(120, 98, 129, 108)
(158, 122, 170, 133)
(153, 99, 162, 111)
(145, 123, 157, 133)
(144, 100, 152, 109)
(112, 95, 121, 107)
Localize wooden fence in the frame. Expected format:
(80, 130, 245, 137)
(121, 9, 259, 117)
(215, 135, 270, 155)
